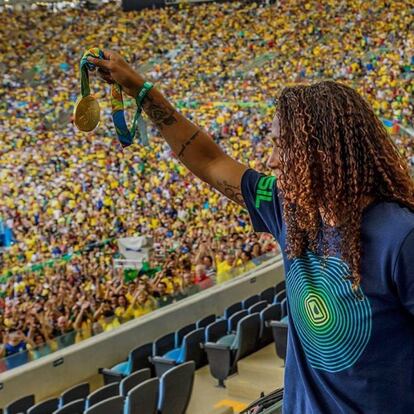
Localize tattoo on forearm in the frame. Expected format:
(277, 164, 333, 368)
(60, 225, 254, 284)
(217, 179, 244, 205)
(143, 96, 177, 129)
(178, 129, 201, 159)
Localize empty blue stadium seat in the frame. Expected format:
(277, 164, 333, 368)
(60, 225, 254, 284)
(227, 309, 248, 332)
(85, 383, 119, 410)
(85, 396, 124, 414)
(204, 313, 261, 387)
(275, 280, 286, 293)
(124, 378, 159, 414)
(174, 323, 196, 347)
(248, 300, 268, 314)
(153, 328, 205, 377)
(5, 394, 35, 414)
(105, 342, 153, 380)
(260, 286, 276, 304)
(158, 362, 195, 414)
(242, 294, 260, 309)
(27, 398, 59, 414)
(152, 332, 176, 359)
(52, 399, 85, 414)
(281, 298, 288, 319)
(223, 301, 242, 319)
(119, 368, 152, 397)
(273, 289, 286, 304)
(205, 319, 227, 343)
(196, 314, 216, 329)
(260, 303, 282, 347)
(269, 320, 288, 365)
(59, 383, 89, 407)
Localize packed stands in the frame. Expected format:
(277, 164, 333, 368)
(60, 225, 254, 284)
(2, 281, 288, 413)
(0, 0, 413, 402)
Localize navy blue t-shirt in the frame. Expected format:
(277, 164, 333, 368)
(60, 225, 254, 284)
(241, 168, 414, 414)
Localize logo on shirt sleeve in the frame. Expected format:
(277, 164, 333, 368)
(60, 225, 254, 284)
(255, 176, 276, 208)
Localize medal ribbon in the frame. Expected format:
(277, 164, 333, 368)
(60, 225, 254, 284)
(79, 47, 151, 147)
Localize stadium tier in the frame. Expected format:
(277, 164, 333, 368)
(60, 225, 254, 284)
(0, 0, 413, 412)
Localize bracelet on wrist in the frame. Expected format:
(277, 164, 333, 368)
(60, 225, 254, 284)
(136, 81, 154, 110)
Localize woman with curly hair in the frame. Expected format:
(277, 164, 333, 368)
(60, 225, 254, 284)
(90, 51, 414, 413)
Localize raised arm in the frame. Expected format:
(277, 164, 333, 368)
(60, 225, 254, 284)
(89, 51, 248, 206)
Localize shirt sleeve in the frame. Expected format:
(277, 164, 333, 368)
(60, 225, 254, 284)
(241, 168, 284, 240)
(393, 228, 414, 315)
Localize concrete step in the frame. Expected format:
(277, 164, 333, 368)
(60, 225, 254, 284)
(237, 345, 284, 378)
(226, 374, 283, 401)
(226, 345, 284, 401)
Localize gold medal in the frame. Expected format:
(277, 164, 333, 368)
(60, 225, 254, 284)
(74, 95, 100, 132)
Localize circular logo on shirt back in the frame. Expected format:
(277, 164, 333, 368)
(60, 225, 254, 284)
(286, 251, 372, 372)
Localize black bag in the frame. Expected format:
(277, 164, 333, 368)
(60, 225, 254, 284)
(240, 387, 284, 414)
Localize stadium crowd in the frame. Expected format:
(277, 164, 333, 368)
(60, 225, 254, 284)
(0, 0, 412, 366)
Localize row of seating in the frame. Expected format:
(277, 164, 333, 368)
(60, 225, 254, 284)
(203, 284, 288, 387)
(105, 282, 288, 387)
(101, 282, 286, 383)
(3, 362, 194, 414)
(3, 281, 288, 414)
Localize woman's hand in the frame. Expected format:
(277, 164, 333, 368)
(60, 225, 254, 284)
(87, 50, 144, 98)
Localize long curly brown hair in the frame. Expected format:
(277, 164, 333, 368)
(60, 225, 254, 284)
(276, 80, 414, 292)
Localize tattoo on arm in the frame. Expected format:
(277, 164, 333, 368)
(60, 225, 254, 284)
(178, 129, 201, 159)
(216, 179, 244, 205)
(143, 95, 177, 129)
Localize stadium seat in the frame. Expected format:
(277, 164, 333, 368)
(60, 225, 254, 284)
(273, 289, 286, 304)
(52, 399, 85, 414)
(152, 328, 205, 376)
(223, 301, 242, 319)
(99, 370, 123, 385)
(260, 304, 282, 347)
(275, 280, 286, 293)
(101, 342, 153, 383)
(205, 319, 228, 343)
(27, 398, 59, 414)
(174, 323, 196, 347)
(5, 394, 35, 414)
(281, 298, 288, 319)
(119, 368, 152, 397)
(260, 286, 276, 304)
(242, 294, 260, 309)
(196, 314, 216, 329)
(152, 332, 176, 360)
(157, 361, 195, 414)
(204, 313, 261, 387)
(269, 321, 288, 365)
(123, 378, 159, 414)
(59, 383, 90, 407)
(248, 300, 268, 314)
(84, 396, 124, 414)
(85, 383, 119, 410)
(227, 309, 248, 332)
(195, 315, 216, 365)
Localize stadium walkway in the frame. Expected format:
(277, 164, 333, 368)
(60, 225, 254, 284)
(188, 344, 284, 414)
(38, 344, 283, 414)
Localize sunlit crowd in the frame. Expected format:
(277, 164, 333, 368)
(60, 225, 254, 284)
(0, 0, 412, 367)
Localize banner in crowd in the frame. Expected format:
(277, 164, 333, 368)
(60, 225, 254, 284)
(0, 238, 115, 283)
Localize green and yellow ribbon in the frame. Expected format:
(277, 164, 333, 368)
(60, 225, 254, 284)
(79, 47, 152, 147)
